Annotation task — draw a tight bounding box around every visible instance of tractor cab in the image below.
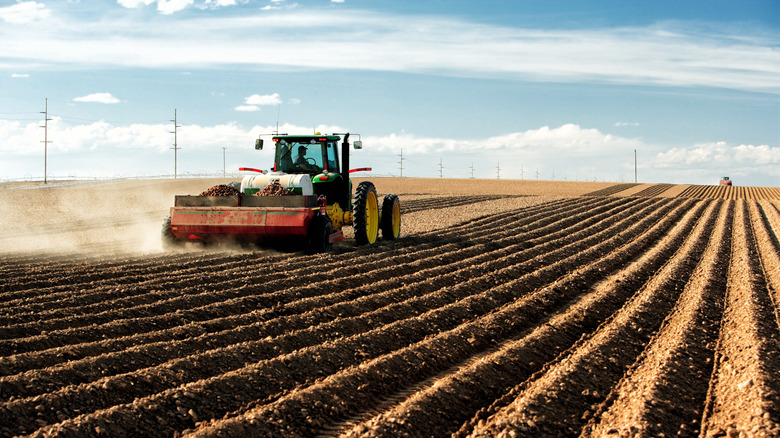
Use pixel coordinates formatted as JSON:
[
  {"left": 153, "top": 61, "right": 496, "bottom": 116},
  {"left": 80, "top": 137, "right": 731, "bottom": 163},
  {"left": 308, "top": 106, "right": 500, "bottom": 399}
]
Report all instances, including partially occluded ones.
[{"left": 272, "top": 136, "right": 341, "bottom": 175}]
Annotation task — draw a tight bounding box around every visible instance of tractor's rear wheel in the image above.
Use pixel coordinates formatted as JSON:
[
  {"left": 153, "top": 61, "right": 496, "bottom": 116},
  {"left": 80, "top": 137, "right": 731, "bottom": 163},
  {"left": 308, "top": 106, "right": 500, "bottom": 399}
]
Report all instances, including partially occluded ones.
[
  {"left": 161, "top": 216, "right": 183, "bottom": 250},
  {"left": 381, "top": 194, "right": 401, "bottom": 240},
  {"left": 308, "top": 215, "right": 334, "bottom": 254},
  {"left": 353, "top": 181, "right": 379, "bottom": 245}
]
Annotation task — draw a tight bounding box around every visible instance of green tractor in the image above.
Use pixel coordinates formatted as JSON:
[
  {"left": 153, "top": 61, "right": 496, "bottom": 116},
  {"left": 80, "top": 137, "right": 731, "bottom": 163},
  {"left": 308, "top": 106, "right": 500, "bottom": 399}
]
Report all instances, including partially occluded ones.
[
  {"left": 167, "top": 133, "right": 400, "bottom": 253},
  {"left": 250, "top": 133, "right": 400, "bottom": 250},
  {"left": 169, "top": 132, "right": 399, "bottom": 254}
]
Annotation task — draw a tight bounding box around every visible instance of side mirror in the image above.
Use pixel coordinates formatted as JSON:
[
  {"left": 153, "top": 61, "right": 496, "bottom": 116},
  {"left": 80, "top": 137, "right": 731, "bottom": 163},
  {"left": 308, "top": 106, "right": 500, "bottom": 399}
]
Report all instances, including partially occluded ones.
[
  {"left": 353, "top": 140, "right": 362, "bottom": 149},
  {"left": 255, "top": 139, "right": 263, "bottom": 150}
]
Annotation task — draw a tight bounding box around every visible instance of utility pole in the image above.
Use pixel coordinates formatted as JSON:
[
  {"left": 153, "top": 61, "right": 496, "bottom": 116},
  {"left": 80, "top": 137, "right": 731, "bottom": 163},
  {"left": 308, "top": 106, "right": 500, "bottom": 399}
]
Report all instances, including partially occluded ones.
[
  {"left": 634, "top": 149, "right": 637, "bottom": 183},
  {"left": 521, "top": 165, "right": 524, "bottom": 180},
  {"left": 223, "top": 147, "right": 227, "bottom": 177},
  {"left": 398, "top": 149, "right": 404, "bottom": 177},
  {"left": 470, "top": 163, "right": 475, "bottom": 179},
  {"left": 438, "top": 158, "right": 444, "bottom": 178},
  {"left": 496, "top": 163, "right": 501, "bottom": 179},
  {"left": 536, "top": 168, "right": 539, "bottom": 180},
  {"left": 40, "top": 98, "right": 52, "bottom": 184},
  {"left": 170, "top": 109, "right": 181, "bottom": 179}
]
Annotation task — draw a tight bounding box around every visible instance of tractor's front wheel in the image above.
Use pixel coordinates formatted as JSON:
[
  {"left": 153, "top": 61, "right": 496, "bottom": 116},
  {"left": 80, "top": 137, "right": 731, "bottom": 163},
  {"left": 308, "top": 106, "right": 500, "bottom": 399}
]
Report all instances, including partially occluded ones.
[
  {"left": 381, "top": 194, "right": 401, "bottom": 240},
  {"left": 353, "top": 181, "right": 379, "bottom": 245}
]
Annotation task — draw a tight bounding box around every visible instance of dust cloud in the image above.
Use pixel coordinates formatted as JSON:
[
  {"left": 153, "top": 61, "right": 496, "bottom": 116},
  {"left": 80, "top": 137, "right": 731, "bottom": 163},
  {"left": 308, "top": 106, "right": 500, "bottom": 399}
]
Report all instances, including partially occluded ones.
[{"left": 0, "top": 178, "right": 237, "bottom": 257}]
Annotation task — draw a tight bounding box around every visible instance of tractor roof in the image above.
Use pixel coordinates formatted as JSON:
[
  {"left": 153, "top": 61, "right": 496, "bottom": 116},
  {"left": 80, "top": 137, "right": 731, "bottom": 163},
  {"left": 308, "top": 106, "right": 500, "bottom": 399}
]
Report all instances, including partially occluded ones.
[{"left": 273, "top": 134, "right": 342, "bottom": 142}]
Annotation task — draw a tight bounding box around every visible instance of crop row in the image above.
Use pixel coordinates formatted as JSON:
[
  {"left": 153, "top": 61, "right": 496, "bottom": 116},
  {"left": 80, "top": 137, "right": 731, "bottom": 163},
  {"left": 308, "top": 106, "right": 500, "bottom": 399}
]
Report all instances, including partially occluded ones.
[
  {"left": 0, "top": 195, "right": 778, "bottom": 437},
  {"left": 677, "top": 184, "right": 780, "bottom": 200}
]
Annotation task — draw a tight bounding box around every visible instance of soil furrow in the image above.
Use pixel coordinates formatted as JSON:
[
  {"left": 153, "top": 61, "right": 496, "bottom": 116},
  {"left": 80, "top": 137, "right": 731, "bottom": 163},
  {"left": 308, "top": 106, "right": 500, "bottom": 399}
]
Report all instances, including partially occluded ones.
[
  {"left": 631, "top": 183, "right": 675, "bottom": 198},
  {"left": 0, "top": 197, "right": 574, "bottom": 314},
  {"left": 20, "top": 199, "right": 687, "bottom": 437},
  {"left": 0, "top": 251, "right": 257, "bottom": 298},
  {"left": 464, "top": 199, "right": 717, "bottom": 437},
  {"left": 749, "top": 201, "right": 780, "bottom": 331},
  {"left": 582, "top": 200, "right": 732, "bottom": 437},
  {"left": 325, "top": 201, "right": 720, "bottom": 438},
  {"left": 582, "top": 184, "right": 640, "bottom": 197},
  {"left": 179, "top": 200, "right": 702, "bottom": 437},
  {"left": 0, "top": 197, "right": 628, "bottom": 393},
  {"left": 700, "top": 201, "right": 780, "bottom": 437},
  {"left": 0, "top": 197, "right": 613, "bottom": 353},
  {"left": 3, "top": 178, "right": 777, "bottom": 438},
  {"left": 1, "top": 197, "right": 659, "bottom": 432},
  {"left": 401, "top": 195, "right": 522, "bottom": 213}
]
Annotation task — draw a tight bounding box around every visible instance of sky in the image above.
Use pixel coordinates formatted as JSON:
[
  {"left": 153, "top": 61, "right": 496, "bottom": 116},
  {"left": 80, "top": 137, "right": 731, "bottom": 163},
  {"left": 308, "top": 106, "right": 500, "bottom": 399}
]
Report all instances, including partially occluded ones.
[{"left": 1, "top": 0, "right": 778, "bottom": 186}]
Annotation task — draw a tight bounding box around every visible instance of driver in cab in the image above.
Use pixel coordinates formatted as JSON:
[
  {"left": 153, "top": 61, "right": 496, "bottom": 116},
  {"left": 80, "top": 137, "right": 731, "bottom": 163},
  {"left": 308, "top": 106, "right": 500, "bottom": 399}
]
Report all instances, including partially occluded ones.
[{"left": 295, "top": 145, "right": 319, "bottom": 172}]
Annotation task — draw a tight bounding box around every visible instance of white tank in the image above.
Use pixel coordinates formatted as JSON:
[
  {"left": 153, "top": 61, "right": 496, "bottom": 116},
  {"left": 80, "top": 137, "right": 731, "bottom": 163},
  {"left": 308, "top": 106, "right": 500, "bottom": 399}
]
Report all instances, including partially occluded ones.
[{"left": 240, "top": 172, "right": 313, "bottom": 196}]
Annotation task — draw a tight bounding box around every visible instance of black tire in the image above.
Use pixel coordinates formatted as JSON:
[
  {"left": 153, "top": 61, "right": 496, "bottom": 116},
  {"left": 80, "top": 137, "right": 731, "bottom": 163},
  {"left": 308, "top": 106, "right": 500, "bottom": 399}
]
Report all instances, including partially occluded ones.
[
  {"left": 381, "top": 194, "right": 401, "bottom": 240},
  {"left": 161, "top": 216, "right": 183, "bottom": 250},
  {"left": 307, "top": 215, "right": 334, "bottom": 254},
  {"left": 353, "top": 181, "right": 379, "bottom": 245}
]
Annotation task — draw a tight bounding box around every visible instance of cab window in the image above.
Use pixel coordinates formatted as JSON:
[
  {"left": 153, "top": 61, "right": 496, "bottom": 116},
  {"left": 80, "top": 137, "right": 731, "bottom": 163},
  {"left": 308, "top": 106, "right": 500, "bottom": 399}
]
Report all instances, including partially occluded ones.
[{"left": 325, "top": 142, "right": 339, "bottom": 172}]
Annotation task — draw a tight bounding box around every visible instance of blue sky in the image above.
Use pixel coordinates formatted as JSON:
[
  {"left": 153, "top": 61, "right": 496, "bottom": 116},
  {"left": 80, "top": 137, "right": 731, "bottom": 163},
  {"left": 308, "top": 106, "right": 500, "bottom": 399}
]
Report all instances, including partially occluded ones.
[{"left": 1, "top": 0, "right": 778, "bottom": 185}]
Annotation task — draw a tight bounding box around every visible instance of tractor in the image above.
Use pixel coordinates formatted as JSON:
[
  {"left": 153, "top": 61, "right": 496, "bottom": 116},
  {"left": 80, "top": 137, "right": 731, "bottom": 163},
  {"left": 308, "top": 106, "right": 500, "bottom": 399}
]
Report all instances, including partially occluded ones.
[{"left": 162, "top": 133, "right": 400, "bottom": 253}]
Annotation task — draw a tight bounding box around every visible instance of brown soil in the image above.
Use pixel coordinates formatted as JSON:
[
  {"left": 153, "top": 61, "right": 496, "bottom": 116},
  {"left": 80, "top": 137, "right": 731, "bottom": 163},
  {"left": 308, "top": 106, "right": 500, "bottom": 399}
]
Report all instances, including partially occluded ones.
[{"left": 0, "top": 178, "right": 778, "bottom": 437}]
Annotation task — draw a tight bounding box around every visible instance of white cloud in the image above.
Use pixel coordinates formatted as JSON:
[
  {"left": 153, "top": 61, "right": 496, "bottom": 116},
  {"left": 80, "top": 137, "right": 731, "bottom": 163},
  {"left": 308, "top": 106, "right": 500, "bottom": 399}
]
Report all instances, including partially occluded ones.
[
  {"left": 0, "top": 1, "right": 50, "bottom": 24},
  {"left": 201, "top": 0, "right": 237, "bottom": 7},
  {"left": 733, "top": 144, "right": 780, "bottom": 163},
  {"left": 235, "top": 93, "right": 285, "bottom": 112},
  {"left": 73, "top": 93, "right": 121, "bottom": 104},
  {"left": 11, "top": 73, "right": 29, "bottom": 78},
  {"left": 2, "top": 11, "right": 776, "bottom": 94},
  {"left": 157, "top": 0, "right": 194, "bottom": 14},
  {"left": 614, "top": 122, "right": 639, "bottom": 127},
  {"left": 365, "top": 124, "right": 642, "bottom": 157},
  {"left": 653, "top": 140, "right": 780, "bottom": 182},
  {"left": 117, "top": 0, "right": 155, "bottom": 8},
  {"left": 0, "top": 118, "right": 255, "bottom": 156},
  {"left": 244, "top": 93, "right": 282, "bottom": 106},
  {"left": 0, "top": 119, "right": 776, "bottom": 185},
  {"left": 118, "top": 0, "right": 244, "bottom": 13}
]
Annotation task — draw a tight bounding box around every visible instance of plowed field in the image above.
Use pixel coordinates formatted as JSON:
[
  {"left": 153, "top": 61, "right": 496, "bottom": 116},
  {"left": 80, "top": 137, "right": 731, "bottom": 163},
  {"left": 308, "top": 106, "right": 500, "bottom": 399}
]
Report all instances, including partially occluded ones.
[{"left": 1, "top": 178, "right": 779, "bottom": 437}]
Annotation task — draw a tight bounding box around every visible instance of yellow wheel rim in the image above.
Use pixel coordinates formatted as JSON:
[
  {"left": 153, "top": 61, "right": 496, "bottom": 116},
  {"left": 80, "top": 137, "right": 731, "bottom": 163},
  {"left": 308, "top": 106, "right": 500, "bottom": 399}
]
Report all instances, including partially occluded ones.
[
  {"left": 366, "top": 191, "right": 379, "bottom": 244},
  {"left": 392, "top": 201, "right": 401, "bottom": 238}
]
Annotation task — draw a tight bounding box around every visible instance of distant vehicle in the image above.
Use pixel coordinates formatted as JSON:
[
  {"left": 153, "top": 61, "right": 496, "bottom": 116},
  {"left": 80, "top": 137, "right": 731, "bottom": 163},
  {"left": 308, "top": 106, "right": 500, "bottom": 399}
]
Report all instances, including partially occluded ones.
[{"left": 719, "top": 177, "right": 732, "bottom": 186}]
